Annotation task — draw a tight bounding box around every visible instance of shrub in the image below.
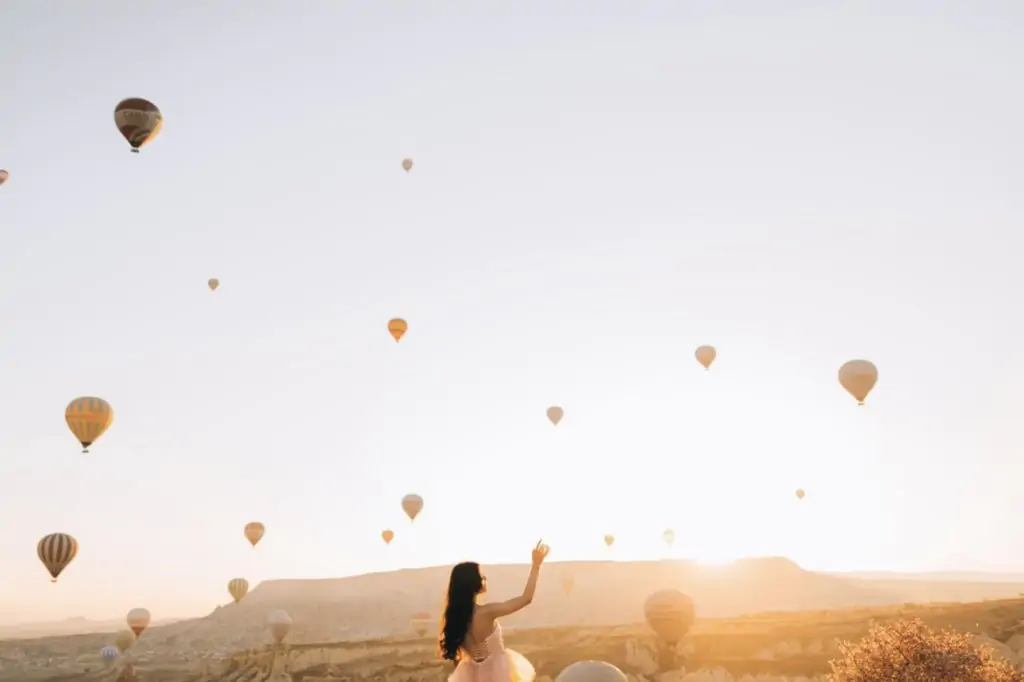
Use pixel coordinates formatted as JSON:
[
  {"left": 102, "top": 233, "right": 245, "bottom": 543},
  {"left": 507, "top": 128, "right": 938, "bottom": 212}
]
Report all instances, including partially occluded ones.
[{"left": 830, "top": 618, "right": 1024, "bottom": 681}]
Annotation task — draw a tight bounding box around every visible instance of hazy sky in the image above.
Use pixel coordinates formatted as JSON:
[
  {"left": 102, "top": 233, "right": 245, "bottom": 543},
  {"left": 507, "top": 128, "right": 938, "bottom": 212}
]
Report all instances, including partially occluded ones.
[{"left": 0, "top": 1, "right": 1022, "bottom": 623}]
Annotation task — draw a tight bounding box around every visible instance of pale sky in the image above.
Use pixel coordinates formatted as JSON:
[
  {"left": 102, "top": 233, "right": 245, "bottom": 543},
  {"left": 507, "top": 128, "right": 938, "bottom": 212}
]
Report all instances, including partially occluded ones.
[{"left": 0, "top": 1, "right": 1022, "bottom": 624}]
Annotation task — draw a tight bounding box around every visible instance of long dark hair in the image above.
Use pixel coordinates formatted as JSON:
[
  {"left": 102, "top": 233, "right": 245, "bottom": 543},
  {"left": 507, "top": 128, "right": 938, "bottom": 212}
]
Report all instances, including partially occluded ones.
[{"left": 439, "top": 562, "right": 484, "bottom": 662}]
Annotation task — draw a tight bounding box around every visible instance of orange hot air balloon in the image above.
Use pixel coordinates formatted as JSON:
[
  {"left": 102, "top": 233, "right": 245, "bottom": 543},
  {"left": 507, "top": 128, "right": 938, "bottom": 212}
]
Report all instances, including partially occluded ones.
[
  {"left": 603, "top": 534, "right": 615, "bottom": 548},
  {"left": 381, "top": 529, "right": 394, "bottom": 545},
  {"left": 244, "top": 522, "right": 265, "bottom": 548},
  {"left": 839, "top": 359, "right": 878, "bottom": 405},
  {"left": 695, "top": 345, "right": 716, "bottom": 370},
  {"left": 388, "top": 318, "right": 408, "bottom": 342},
  {"left": 65, "top": 397, "right": 114, "bottom": 453},
  {"left": 402, "top": 158, "right": 414, "bottom": 172},
  {"left": 402, "top": 494, "right": 423, "bottom": 521},
  {"left": 113, "top": 98, "right": 163, "bottom": 153}
]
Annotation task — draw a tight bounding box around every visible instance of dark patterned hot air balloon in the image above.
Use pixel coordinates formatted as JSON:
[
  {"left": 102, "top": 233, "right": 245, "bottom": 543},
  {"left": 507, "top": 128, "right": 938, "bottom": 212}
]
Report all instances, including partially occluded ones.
[
  {"left": 114, "top": 98, "right": 163, "bottom": 153},
  {"left": 37, "top": 532, "right": 79, "bottom": 582}
]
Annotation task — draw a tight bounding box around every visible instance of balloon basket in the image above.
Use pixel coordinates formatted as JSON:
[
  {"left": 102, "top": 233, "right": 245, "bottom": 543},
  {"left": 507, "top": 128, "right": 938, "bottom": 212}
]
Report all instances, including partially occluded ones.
[{"left": 130, "top": 149, "right": 139, "bottom": 154}]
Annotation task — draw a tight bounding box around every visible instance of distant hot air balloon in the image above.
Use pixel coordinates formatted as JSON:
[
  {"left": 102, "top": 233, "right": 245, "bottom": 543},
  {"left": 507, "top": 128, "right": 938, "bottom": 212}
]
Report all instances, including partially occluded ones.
[
  {"left": 402, "top": 494, "right": 423, "bottom": 521},
  {"left": 796, "top": 488, "right": 805, "bottom": 500},
  {"left": 208, "top": 278, "right": 219, "bottom": 291},
  {"left": 402, "top": 158, "right": 413, "bottom": 172},
  {"left": 547, "top": 406, "right": 564, "bottom": 426},
  {"left": 695, "top": 345, "right": 716, "bottom": 370},
  {"left": 0, "top": 169, "right": 8, "bottom": 187},
  {"left": 662, "top": 529, "right": 675, "bottom": 547},
  {"left": 561, "top": 576, "right": 575, "bottom": 596},
  {"left": 388, "top": 318, "right": 408, "bottom": 342},
  {"left": 244, "top": 522, "right": 265, "bottom": 548},
  {"left": 37, "top": 533, "right": 78, "bottom": 582},
  {"left": 126, "top": 608, "right": 150, "bottom": 637},
  {"left": 228, "top": 578, "right": 249, "bottom": 603},
  {"left": 100, "top": 645, "right": 119, "bottom": 665},
  {"left": 410, "top": 611, "right": 432, "bottom": 637},
  {"left": 114, "top": 629, "right": 136, "bottom": 654},
  {"left": 381, "top": 529, "right": 394, "bottom": 545},
  {"left": 114, "top": 98, "right": 163, "bottom": 153},
  {"left": 267, "top": 609, "right": 292, "bottom": 644},
  {"left": 644, "top": 589, "right": 695, "bottom": 645},
  {"left": 603, "top": 534, "right": 615, "bottom": 548},
  {"left": 65, "top": 397, "right": 114, "bottom": 453},
  {"left": 838, "top": 359, "right": 878, "bottom": 405},
  {"left": 556, "top": 661, "right": 627, "bottom": 682}
]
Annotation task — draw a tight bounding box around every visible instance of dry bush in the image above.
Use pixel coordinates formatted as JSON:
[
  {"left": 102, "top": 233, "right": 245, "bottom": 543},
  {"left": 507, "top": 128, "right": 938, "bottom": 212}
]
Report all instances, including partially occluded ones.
[{"left": 830, "top": 617, "right": 1024, "bottom": 682}]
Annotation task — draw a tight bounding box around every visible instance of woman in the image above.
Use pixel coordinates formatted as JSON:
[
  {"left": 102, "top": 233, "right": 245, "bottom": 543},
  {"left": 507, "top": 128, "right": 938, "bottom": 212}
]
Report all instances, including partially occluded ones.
[{"left": 440, "top": 540, "right": 549, "bottom": 682}]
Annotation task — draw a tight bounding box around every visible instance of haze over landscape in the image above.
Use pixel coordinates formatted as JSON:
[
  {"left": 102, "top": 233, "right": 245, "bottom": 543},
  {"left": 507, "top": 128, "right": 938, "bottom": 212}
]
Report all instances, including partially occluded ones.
[{"left": 1, "top": 1, "right": 1023, "bottom": 680}]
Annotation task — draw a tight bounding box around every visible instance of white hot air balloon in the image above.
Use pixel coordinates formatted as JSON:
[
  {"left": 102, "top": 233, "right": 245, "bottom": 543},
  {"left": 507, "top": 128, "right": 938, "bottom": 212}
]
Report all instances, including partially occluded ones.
[
  {"left": 556, "top": 661, "right": 628, "bottom": 682},
  {"left": 838, "top": 359, "right": 878, "bottom": 405},
  {"left": 267, "top": 609, "right": 293, "bottom": 644},
  {"left": 126, "top": 608, "right": 151, "bottom": 637}
]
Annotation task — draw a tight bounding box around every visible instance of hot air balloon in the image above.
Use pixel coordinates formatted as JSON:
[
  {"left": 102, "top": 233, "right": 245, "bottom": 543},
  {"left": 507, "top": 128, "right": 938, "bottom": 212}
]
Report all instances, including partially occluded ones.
[
  {"left": 603, "top": 534, "right": 615, "bottom": 548},
  {"left": 796, "top": 488, "right": 805, "bottom": 500},
  {"left": 267, "top": 609, "right": 292, "bottom": 644},
  {"left": 556, "top": 661, "right": 627, "bottom": 682},
  {"left": 560, "top": 576, "right": 575, "bottom": 596},
  {"left": 662, "top": 529, "right": 675, "bottom": 547},
  {"left": 228, "top": 578, "right": 249, "bottom": 603},
  {"left": 65, "top": 397, "right": 114, "bottom": 453},
  {"left": 114, "top": 98, "right": 163, "bottom": 153},
  {"left": 37, "top": 533, "right": 78, "bottom": 582},
  {"left": 114, "top": 629, "right": 136, "bottom": 654},
  {"left": 402, "top": 494, "right": 424, "bottom": 521},
  {"left": 695, "top": 345, "right": 716, "bottom": 370},
  {"left": 388, "top": 318, "right": 408, "bottom": 342},
  {"left": 547, "top": 406, "right": 564, "bottom": 426},
  {"left": 0, "top": 170, "right": 8, "bottom": 187},
  {"left": 381, "top": 529, "right": 394, "bottom": 545},
  {"left": 208, "top": 278, "right": 219, "bottom": 291},
  {"left": 644, "top": 589, "right": 695, "bottom": 645},
  {"left": 410, "top": 611, "right": 432, "bottom": 637},
  {"left": 100, "top": 645, "right": 119, "bottom": 665},
  {"left": 402, "top": 158, "right": 413, "bottom": 172},
  {"left": 838, "top": 359, "right": 878, "bottom": 405},
  {"left": 244, "top": 522, "right": 265, "bottom": 548},
  {"left": 126, "top": 608, "right": 151, "bottom": 637}
]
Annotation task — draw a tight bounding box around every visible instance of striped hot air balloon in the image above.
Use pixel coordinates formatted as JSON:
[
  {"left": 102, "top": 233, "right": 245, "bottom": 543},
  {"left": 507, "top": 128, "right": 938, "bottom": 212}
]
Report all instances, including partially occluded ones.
[
  {"left": 65, "top": 397, "right": 114, "bottom": 453},
  {"left": 37, "top": 533, "right": 78, "bottom": 582},
  {"left": 388, "top": 318, "right": 408, "bottom": 342},
  {"left": 100, "top": 645, "right": 119, "bottom": 664},
  {"left": 114, "top": 98, "right": 163, "bottom": 153},
  {"left": 228, "top": 578, "right": 249, "bottom": 603}
]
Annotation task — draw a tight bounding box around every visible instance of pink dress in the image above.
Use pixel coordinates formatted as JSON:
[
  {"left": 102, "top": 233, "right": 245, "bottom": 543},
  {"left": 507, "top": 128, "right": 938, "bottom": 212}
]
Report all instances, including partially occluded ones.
[{"left": 449, "top": 621, "right": 536, "bottom": 682}]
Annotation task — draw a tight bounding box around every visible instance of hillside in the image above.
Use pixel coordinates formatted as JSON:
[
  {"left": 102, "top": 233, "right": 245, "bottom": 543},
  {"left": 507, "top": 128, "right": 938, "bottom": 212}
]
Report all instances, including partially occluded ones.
[{"left": 5, "top": 558, "right": 1024, "bottom": 679}]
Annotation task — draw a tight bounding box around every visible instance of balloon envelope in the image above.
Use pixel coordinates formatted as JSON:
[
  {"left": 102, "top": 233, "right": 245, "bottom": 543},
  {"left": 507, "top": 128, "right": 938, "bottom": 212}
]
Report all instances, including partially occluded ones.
[
  {"left": 114, "top": 629, "right": 136, "bottom": 653},
  {"left": 37, "top": 532, "right": 78, "bottom": 582},
  {"left": 244, "top": 522, "right": 265, "bottom": 547},
  {"left": 267, "top": 609, "right": 292, "bottom": 643},
  {"left": 208, "top": 278, "right": 219, "bottom": 291},
  {"left": 547, "top": 406, "right": 564, "bottom": 425},
  {"left": 0, "top": 169, "right": 8, "bottom": 186},
  {"left": 662, "top": 529, "right": 675, "bottom": 546},
  {"left": 695, "top": 345, "right": 716, "bottom": 369},
  {"left": 65, "top": 397, "right": 114, "bottom": 452},
  {"left": 388, "top": 318, "right": 408, "bottom": 342},
  {"left": 114, "top": 98, "right": 163, "bottom": 153},
  {"left": 603, "top": 534, "right": 615, "bottom": 547},
  {"left": 556, "top": 661, "right": 628, "bottom": 682},
  {"left": 644, "top": 589, "right": 695, "bottom": 645},
  {"left": 402, "top": 494, "right": 424, "bottom": 521},
  {"left": 381, "top": 529, "right": 394, "bottom": 545},
  {"left": 838, "top": 359, "right": 878, "bottom": 405},
  {"left": 228, "top": 578, "right": 249, "bottom": 603},
  {"left": 402, "top": 158, "right": 413, "bottom": 171},
  {"left": 126, "top": 608, "right": 151, "bottom": 636},
  {"left": 796, "top": 488, "right": 805, "bottom": 500}
]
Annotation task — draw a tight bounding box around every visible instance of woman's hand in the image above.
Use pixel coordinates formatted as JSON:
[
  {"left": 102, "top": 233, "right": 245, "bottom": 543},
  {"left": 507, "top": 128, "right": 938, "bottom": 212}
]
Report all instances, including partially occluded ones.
[{"left": 532, "top": 539, "right": 549, "bottom": 566}]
